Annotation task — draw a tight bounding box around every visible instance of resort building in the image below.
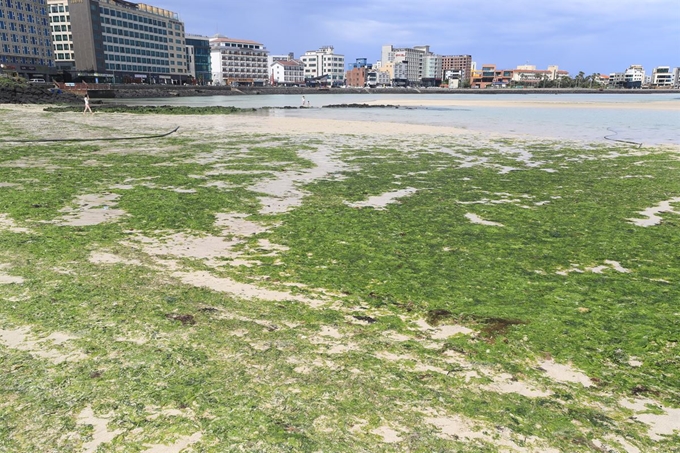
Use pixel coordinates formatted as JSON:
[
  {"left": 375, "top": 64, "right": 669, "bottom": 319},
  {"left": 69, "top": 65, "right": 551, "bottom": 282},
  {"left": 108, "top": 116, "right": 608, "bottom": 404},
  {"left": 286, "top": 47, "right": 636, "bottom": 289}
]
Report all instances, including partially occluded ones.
[
  {"left": 610, "top": 65, "right": 645, "bottom": 89},
  {"left": 510, "top": 65, "right": 568, "bottom": 86},
  {"left": 270, "top": 59, "right": 304, "bottom": 86},
  {"left": 651, "top": 66, "right": 673, "bottom": 87},
  {"left": 300, "top": 45, "right": 345, "bottom": 86},
  {"left": 0, "top": 0, "right": 55, "bottom": 79},
  {"left": 185, "top": 34, "right": 211, "bottom": 84},
  {"left": 48, "top": 0, "right": 188, "bottom": 84},
  {"left": 441, "top": 55, "right": 471, "bottom": 83},
  {"left": 209, "top": 35, "right": 268, "bottom": 86},
  {"left": 469, "top": 64, "right": 512, "bottom": 88}
]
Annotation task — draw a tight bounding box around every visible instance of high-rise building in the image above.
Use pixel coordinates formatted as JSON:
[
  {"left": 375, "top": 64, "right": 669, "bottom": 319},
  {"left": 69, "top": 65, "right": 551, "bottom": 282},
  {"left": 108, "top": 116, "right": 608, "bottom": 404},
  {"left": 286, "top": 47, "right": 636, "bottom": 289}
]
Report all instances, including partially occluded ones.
[
  {"left": 210, "top": 35, "right": 268, "bottom": 86},
  {"left": 300, "top": 46, "right": 344, "bottom": 85},
  {"left": 47, "top": 0, "right": 72, "bottom": 70},
  {"left": 0, "top": 0, "right": 54, "bottom": 79},
  {"left": 381, "top": 44, "right": 441, "bottom": 86},
  {"left": 55, "top": 0, "right": 187, "bottom": 84},
  {"left": 442, "top": 55, "right": 471, "bottom": 83},
  {"left": 185, "top": 34, "right": 210, "bottom": 84}
]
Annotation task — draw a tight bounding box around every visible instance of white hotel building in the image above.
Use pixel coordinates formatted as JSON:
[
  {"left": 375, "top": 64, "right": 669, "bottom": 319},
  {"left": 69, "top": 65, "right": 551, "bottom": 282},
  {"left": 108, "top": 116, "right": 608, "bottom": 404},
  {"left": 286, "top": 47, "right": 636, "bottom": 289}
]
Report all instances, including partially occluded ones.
[
  {"left": 300, "top": 45, "right": 344, "bottom": 85},
  {"left": 210, "top": 35, "right": 268, "bottom": 86}
]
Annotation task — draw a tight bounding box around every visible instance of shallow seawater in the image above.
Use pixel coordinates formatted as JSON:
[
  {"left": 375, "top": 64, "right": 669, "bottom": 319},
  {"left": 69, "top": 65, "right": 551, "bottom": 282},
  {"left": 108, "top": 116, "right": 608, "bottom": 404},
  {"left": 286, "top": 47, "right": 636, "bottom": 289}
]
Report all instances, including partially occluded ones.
[{"left": 108, "top": 92, "right": 680, "bottom": 146}]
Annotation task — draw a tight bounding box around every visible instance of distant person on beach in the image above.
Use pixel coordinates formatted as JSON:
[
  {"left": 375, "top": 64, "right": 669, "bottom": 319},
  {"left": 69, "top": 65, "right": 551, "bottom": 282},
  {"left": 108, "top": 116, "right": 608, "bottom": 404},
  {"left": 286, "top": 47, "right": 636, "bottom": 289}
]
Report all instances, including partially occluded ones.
[
  {"left": 83, "top": 94, "right": 93, "bottom": 114},
  {"left": 301, "top": 95, "right": 306, "bottom": 107}
]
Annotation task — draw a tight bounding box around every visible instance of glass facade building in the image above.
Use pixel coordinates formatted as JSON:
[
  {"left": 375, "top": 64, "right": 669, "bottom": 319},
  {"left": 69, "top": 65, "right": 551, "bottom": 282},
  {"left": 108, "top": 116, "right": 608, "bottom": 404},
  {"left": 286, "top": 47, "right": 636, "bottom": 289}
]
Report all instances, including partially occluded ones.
[
  {"left": 51, "top": 0, "right": 187, "bottom": 84},
  {"left": 185, "top": 34, "right": 210, "bottom": 84}
]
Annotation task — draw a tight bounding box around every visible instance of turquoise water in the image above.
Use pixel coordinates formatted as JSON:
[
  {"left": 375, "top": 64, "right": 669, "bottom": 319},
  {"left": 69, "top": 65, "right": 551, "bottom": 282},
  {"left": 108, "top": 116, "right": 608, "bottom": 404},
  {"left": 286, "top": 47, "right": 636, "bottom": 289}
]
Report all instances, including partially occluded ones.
[{"left": 112, "top": 93, "right": 680, "bottom": 145}]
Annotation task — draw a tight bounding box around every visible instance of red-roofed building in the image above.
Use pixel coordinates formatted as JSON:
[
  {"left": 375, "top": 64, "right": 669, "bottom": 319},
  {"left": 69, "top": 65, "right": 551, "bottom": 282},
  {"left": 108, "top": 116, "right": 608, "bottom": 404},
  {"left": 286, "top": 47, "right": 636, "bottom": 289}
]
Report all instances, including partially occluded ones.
[{"left": 270, "top": 59, "right": 304, "bottom": 85}]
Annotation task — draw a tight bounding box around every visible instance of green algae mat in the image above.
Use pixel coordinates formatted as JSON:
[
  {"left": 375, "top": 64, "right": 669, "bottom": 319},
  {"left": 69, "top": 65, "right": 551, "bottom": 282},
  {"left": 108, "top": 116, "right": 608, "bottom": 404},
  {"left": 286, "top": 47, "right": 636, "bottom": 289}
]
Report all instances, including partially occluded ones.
[{"left": 0, "top": 107, "right": 679, "bottom": 452}]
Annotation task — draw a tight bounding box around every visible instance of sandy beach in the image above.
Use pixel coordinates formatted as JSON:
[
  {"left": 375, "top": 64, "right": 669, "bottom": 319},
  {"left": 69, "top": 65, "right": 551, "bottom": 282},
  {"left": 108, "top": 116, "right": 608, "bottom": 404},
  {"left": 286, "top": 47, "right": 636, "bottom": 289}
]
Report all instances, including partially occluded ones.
[
  {"left": 1, "top": 102, "right": 679, "bottom": 451},
  {"left": 364, "top": 96, "right": 680, "bottom": 110}
]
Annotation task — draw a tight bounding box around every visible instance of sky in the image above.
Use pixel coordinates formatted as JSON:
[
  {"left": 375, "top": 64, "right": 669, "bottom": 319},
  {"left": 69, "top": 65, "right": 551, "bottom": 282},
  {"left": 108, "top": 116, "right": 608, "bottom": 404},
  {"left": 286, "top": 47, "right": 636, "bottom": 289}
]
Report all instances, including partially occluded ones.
[{"left": 160, "top": 0, "right": 679, "bottom": 76}]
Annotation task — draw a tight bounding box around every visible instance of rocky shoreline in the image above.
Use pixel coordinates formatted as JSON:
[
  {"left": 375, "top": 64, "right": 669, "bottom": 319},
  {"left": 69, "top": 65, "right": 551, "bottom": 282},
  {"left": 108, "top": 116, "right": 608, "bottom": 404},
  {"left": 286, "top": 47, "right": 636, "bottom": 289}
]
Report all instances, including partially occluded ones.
[
  {"left": 2, "top": 82, "right": 678, "bottom": 104},
  {"left": 0, "top": 83, "right": 82, "bottom": 104}
]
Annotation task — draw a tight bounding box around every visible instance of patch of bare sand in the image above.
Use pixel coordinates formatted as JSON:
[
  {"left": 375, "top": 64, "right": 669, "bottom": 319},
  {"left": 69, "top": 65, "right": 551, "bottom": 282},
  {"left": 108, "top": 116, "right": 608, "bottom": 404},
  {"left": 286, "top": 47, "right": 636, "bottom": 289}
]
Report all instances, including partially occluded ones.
[
  {"left": 345, "top": 187, "right": 417, "bottom": 209},
  {"left": 251, "top": 145, "right": 349, "bottom": 214},
  {"left": 88, "top": 251, "right": 142, "bottom": 266},
  {"left": 0, "top": 325, "right": 84, "bottom": 364},
  {"left": 537, "top": 359, "right": 593, "bottom": 387},
  {"left": 58, "top": 193, "right": 126, "bottom": 226},
  {"left": 627, "top": 197, "right": 680, "bottom": 227},
  {"left": 481, "top": 372, "right": 552, "bottom": 398},
  {"left": 214, "top": 212, "right": 270, "bottom": 237},
  {"left": 0, "top": 263, "right": 24, "bottom": 284},
  {"left": 142, "top": 432, "right": 202, "bottom": 453},
  {"left": 370, "top": 425, "right": 403, "bottom": 443},
  {"left": 620, "top": 397, "right": 680, "bottom": 441},
  {"left": 412, "top": 318, "right": 475, "bottom": 339},
  {"left": 77, "top": 406, "right": 122, "bottom": 453},
  {"left": 424, "top": 410, "right": 561, "bottom": 452},
  {"left": 556, "top": 260, "right": 631, "bottom": 276},
  {"left": 0, "top": 214, "right": 30, "bottom": 233},
  {"left": 465, "top": 212, "right": 504, "bottom": 227},
  {"left": 172, "top": 270, "right": 325, "bottom": 308}
]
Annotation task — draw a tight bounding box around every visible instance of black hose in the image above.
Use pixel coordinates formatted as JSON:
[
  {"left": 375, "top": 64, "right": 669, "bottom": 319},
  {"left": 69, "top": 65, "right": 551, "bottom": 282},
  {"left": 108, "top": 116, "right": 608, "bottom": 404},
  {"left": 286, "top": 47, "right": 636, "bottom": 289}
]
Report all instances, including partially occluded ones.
[
  {"left": 0, "top": 126, "right": 179, "bottom": 143},
  {"left": 604, "top": 127, "right": 642, "bottom": 148}
]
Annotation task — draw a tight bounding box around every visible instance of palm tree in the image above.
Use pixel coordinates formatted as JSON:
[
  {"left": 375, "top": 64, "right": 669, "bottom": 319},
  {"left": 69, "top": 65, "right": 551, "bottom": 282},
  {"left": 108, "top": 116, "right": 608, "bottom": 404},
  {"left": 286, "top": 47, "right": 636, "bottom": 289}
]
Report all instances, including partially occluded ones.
[{"left": 589, "top": 73, "right": 600, "bottom": 89}]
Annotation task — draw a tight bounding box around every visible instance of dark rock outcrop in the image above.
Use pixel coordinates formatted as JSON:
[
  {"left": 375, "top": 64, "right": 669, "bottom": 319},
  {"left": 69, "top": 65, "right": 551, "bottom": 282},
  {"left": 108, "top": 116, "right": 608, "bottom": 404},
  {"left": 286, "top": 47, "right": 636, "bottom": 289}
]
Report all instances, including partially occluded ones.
[{"left": 0, "top": 84, "right": 82, "bottom": 104}]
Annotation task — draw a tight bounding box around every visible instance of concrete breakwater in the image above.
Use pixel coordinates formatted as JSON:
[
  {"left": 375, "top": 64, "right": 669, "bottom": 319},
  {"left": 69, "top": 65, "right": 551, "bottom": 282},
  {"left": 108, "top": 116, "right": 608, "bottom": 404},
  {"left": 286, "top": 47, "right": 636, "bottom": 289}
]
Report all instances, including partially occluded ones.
[{"left": 90, "top": 85, "right": 680, "bottom": 99}]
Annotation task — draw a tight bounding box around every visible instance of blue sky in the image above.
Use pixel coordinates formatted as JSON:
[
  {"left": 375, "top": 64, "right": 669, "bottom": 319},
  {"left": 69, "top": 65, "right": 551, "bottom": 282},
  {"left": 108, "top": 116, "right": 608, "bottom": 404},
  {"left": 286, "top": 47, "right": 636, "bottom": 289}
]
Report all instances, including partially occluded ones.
[{"left": 161, "top": 0, "right": 679, "bottom": 76}]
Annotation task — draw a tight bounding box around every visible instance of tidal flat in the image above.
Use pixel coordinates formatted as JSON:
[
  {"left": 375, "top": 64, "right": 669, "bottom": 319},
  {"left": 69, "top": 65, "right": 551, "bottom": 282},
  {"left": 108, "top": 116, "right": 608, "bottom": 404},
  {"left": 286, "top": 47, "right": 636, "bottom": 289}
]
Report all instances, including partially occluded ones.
[{"left": 0, "top": 104, "right": 679, "bottom": 452}]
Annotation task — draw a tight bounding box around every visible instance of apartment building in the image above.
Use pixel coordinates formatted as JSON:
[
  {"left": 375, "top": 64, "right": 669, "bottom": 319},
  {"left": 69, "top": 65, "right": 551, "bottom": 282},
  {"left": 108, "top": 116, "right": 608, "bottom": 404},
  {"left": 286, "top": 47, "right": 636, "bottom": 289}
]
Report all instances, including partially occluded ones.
[
  {"left": 381, "top": 44, "right": 442, "bottom": 86},
  {"left": 421, "top": 53, "right": 442, "bottom": 87},
  {"left": 442, "top": 55, "right": 471, "bottom": 83},
  {"left": 47, "top": 0, "right": 72, "bottom": 70},
  {"left": 210, "top": 35, "right": 268, "bottom": 86},
  {"left": 185, "top": 34, "right": 210, "bottom": 84},
  {"left": 511, "top": 65, "right": 568, "bottom": 86},
  {"left": 0, "top": 0, "right": 54, "bottom": 79},
  {"left": 50, "top": 0, "right": 187, "bottom": 84},
  {"left": 469, "top": 64, "right": 513, "bottom": 88},
  {"left": 610, "top": 64, "right": 645, "bottom": 88},
  {"left": 345, "top": 57, "right": 371, "bottom": 87},
  {"left": 366, "top": 69, "right": 390, "bottom": 88},
  {"left": 300, "top": 45, "right": 344, "bottom": 85},
  {"left": 270, "top": 59, "right": 303, "bottom": 85},
  {"left": 345, "top": 65, "right": 367, "bottom": 87},
  {"left": 651, "top": 66, "right": 673, "bottom": 87}
]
